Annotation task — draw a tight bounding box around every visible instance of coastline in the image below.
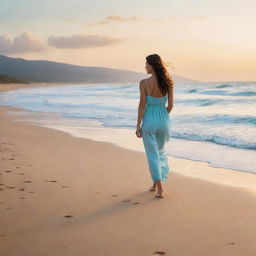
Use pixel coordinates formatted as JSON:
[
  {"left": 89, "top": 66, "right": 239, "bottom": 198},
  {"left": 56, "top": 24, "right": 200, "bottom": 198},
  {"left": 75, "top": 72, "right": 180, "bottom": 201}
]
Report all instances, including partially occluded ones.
[{"left": 1, "top": 82, "right": 256, "bottom": 255}]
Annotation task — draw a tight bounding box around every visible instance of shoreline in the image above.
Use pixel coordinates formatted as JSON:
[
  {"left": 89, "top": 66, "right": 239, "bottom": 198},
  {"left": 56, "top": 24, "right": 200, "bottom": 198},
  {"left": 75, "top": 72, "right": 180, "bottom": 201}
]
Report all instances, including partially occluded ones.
[
  {"left": 1, "top": 83, "right": 256, "bottom": 255},
  {"left": 2, "top": 103, "right": 256, "bottom": 193},
  {"left": 1, "top": 83, "right": 256, "bottom": 192},
  {"left": 1, "top": 82, "right": 255, "bottom": 175}
]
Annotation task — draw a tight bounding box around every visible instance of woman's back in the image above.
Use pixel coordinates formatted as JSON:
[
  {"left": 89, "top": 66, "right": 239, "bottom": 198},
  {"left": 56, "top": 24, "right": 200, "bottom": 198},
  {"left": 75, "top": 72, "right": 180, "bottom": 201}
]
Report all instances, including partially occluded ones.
[
  {"left": 145, "top": 78, "right": 167, "bottom": 98},
  {"left": 144, "top": 79, "right": 168, "bottom": 110},
  {"left": 142, "top": 78, "right": 170, "bottom": 133}
]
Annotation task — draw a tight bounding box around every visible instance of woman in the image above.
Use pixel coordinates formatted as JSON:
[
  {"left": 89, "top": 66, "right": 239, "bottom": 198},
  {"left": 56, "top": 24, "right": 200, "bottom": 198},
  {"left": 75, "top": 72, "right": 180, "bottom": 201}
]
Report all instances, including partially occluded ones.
[{"left": 135, "top": 54, "right": 174, "bottom": 199}]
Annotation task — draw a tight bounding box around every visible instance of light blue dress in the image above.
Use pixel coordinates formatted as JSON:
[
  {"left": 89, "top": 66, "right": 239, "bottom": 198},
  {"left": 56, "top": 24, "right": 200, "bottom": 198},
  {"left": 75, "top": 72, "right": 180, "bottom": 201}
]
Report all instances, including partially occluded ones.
[{"left": 141, "top": 79, "right": 172, "bottom": 183}]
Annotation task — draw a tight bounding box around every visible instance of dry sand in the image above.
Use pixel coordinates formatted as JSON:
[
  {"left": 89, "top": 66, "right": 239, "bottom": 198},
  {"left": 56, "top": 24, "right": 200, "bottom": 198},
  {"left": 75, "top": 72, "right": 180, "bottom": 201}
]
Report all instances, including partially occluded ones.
[{"left": 1, "top": 83, "right": 256, "bottom": 256}]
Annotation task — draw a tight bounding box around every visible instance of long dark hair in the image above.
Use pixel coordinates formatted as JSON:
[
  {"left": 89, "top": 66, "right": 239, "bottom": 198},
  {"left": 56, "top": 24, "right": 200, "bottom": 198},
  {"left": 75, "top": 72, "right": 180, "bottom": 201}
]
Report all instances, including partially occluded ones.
[{"left": 146, "top": 54, "right": 174, "bottom": 95}]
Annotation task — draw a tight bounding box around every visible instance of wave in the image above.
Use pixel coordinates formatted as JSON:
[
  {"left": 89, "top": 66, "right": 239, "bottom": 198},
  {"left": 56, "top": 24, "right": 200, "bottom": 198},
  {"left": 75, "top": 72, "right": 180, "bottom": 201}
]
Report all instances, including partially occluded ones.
[
  {"left": 170, "top": 132, "right": 256, "bottom": 150},
  {"left": 230, "top": 91, "right": 256, "bottom": 96},
  {"left": 199, "top": 101, "right": 217, "bottom": 106},
  {"left": 1, "top": 81, "right": 255, "bottom": 153},
  {"left": 73, "top": 84, "right": 135, "bottom": 92},
  {"left": 215, "top": 84, "right": 232, "bottom": 88},
  {"left": 62, "top": 116, "right": 255, "bottom": 150},
  {"left": 202, "top": 114, "right": 256, "bottom": 125},
  {"left": 186, "top": 88, "right": 199, "bottom": 93},
  {"left": 199, "top": 90, "right": 256, "bottom": 97},
  {"left": 42, "top": 101, "right": 132, "bottom": 113},
  {"left": 177, "top": 114, "right": 256, "bottom": 126},
  {"left": 199, "top": 90, "right": 229, "bottom": 96},
  {"left": 176, "top": 98, "right": 224, "bottom": 106},
  {"left": 219, "top": 115, "right": 256, "bottom": 125},
  {"left": 215, "top": 83, "right": 233, "bottom": 88}
]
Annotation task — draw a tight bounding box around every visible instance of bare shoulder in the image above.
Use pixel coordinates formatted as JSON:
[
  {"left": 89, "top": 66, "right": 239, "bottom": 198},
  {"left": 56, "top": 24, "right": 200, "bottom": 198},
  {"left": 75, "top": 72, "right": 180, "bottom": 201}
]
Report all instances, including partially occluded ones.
[
  {"left": 139, "top": 79, "right": 146, "bottom": 84},
  {"left": 139, "top": 79, "right": 146, "bottom": 88},
  {"left": 140, "top": 78, "right": 150, "bottom": 85}
]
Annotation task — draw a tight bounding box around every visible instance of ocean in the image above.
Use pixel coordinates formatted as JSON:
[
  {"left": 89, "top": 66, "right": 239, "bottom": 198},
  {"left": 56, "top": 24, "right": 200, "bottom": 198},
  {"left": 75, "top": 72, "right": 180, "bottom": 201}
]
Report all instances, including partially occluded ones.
[{"left": 0, "top": 80, "right": 255, "bottom": 174}]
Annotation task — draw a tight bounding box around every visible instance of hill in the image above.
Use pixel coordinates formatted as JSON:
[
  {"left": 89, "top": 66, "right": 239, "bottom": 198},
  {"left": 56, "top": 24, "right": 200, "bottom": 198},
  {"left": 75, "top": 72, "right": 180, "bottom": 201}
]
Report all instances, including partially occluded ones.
[
  {"left": 0, "top": 55, "right": 197, "bottom": 84},
  {"left": 0, "top": 73, "right": 29, "bottom": 84}
]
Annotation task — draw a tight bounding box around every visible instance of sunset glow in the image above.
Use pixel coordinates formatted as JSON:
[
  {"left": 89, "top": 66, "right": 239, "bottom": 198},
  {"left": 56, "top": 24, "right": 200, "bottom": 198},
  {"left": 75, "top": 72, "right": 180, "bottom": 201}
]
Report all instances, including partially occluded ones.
[{"left": 1, "top": 0, "right": 255, "bottom": 81}]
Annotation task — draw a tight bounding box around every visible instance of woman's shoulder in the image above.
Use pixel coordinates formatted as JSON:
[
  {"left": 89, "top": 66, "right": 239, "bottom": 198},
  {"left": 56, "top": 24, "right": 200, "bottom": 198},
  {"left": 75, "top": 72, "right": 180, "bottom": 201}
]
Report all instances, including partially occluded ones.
[
  {"left": 140, "top": 78, "right": 148, "bottom": 83},
  {"left": 139, "top": 78, "right": 148, "bottom": 88},
  {"left": 140, "top": 78, "right": 150, "bottom": 86}
]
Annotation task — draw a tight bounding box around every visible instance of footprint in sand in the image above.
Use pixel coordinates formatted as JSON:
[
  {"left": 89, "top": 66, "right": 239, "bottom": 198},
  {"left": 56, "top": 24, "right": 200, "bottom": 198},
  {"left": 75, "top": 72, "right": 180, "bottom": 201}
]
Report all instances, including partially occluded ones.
[
  {"left": 6, "top": 186, "right": 15, "bottom": 189},
  {"left": 0, "top": 148, "right": 9, "bottom": 152},
  {"left": 0, "top": 234, "right": 7, "bottom": 237},
  {"left": 20, "top": 197, "right": 26, "bottom": 199},
  {"left": 23, "top": 180, "right": 32, "bottom": 183},
  {"left": 153, "top": 251, "right": 166, "bottom": 255},
  {"left": 0, "top": 188, "right": 4, "bottom": 191},
  {"left": 6, "top": 207, "right": 12, "bottom": 210},
  {"left": 64, "top": 215, "right": 73, "bottom": 218},
  {"left": 0, "top": 184, "right": 4, "bottom": 186},
  {"left": 228, "top": 242, "right": 236, "bottom": 245},
  {"left": 0, "top": 202, "right": 4, "bottom": 204},
  {"left": 45, "top": 180, "right": 57, "bottom": 182},
  {"left": 132, "top": 202, "right": 141, "bottom": 205},
  {"left": 29, "top": 191, "right": 34, "bottom": 193},
  {"left": 15, "top": 166, "right": 20, "bottom": 169},
  {"left": 121, "top": 199, "right": 131, "bottom": 202},
  {"left": 111, "top": 194, "right": 118, "bottom": 197},
  {"left": 6, "top": 171, "right": 12, "bottom": 173},
  {"left": 19, "top": 187, "right": 25, "bottom": 191},
  {"left": 61, "top": 185, "right": 69, "bottom": 188},
  {"left": 7, "top": 158, "right": 15, "bottom": 160}
]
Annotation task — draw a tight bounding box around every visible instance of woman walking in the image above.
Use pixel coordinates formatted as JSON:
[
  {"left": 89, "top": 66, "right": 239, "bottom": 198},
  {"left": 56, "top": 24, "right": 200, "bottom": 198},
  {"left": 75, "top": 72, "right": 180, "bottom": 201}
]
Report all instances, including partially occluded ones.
[{"left": 135, "top": 54, "right": 174, "bottom": 199}]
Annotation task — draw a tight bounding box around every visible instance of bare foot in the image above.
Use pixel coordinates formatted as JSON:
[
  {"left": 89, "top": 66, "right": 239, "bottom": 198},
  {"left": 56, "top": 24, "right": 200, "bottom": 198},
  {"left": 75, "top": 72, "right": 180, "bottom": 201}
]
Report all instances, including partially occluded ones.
[
  {"left": 155, "top": 189, "right": 164, "bottom": 198},
  {"left": 149, "top": 182, "right": 157, "bottom": 191}
]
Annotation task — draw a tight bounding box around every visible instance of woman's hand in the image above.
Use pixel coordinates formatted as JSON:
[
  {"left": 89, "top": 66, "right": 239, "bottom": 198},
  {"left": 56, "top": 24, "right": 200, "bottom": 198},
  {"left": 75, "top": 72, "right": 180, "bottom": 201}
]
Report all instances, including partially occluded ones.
[
  {"left": 166, "top": 107, "right": 171, "bottom": 114},
  {"left": 135, "top": 127, "right": 143, "bottom": 138}
]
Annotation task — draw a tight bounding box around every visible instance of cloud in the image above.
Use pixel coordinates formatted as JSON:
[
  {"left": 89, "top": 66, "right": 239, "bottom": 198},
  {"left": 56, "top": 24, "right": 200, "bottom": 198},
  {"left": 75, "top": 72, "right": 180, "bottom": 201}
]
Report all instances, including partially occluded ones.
[
  {"left": 85, "top": 15, "right": 142, "bottom": 26},
  {"left": 48, "top": 34, "right": 124, "bottom": 48},
  {"left": 0, "top": 32, "right": 46, "bottom": 54}
]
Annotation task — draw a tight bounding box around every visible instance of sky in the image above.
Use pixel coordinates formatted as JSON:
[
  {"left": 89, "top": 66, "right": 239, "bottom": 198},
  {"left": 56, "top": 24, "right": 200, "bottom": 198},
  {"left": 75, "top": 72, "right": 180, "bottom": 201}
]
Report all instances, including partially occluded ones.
[{"left": 1, "top": 0, "right": 256, "bottom": 82}]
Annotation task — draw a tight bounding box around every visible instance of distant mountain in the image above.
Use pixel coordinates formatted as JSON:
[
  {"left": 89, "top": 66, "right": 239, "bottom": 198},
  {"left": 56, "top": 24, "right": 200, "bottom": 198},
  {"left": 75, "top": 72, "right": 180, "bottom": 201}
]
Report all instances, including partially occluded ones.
[
  {"left": 0, "top": 74, "right": 29, "bottom": 84},
  {"left": 0, "top": 55, "right": 197, "bottom": 84}
]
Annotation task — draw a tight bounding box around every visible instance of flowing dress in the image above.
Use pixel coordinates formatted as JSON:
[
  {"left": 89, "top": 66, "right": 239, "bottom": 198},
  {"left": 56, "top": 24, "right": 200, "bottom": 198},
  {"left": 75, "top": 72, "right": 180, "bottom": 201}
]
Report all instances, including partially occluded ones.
[{"left": 141, "top": 79, "right": 172, "bottom": 182}]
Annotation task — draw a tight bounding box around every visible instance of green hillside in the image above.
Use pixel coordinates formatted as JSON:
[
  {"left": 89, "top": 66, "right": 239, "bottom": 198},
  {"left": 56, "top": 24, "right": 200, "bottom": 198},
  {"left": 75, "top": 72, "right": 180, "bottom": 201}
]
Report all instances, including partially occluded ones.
[{"left": 0, "top": 74, "right": 29, "bottom": 84}]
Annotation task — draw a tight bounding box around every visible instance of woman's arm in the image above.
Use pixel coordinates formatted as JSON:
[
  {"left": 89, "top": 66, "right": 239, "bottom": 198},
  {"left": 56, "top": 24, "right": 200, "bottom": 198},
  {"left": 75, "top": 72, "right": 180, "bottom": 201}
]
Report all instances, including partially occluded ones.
[
  {"left": 167, "top": 85, "right": 174, "bottom": 113},
  {"left": 136, "top": 80, "right": 146, "bottom": 128}
]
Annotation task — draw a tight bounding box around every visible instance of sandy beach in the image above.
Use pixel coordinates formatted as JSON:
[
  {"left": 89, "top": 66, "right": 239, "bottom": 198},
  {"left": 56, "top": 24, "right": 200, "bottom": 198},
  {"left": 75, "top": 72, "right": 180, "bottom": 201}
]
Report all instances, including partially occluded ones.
[{"left": 1, "top": 83, "right": 256, "bottom": 256}]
